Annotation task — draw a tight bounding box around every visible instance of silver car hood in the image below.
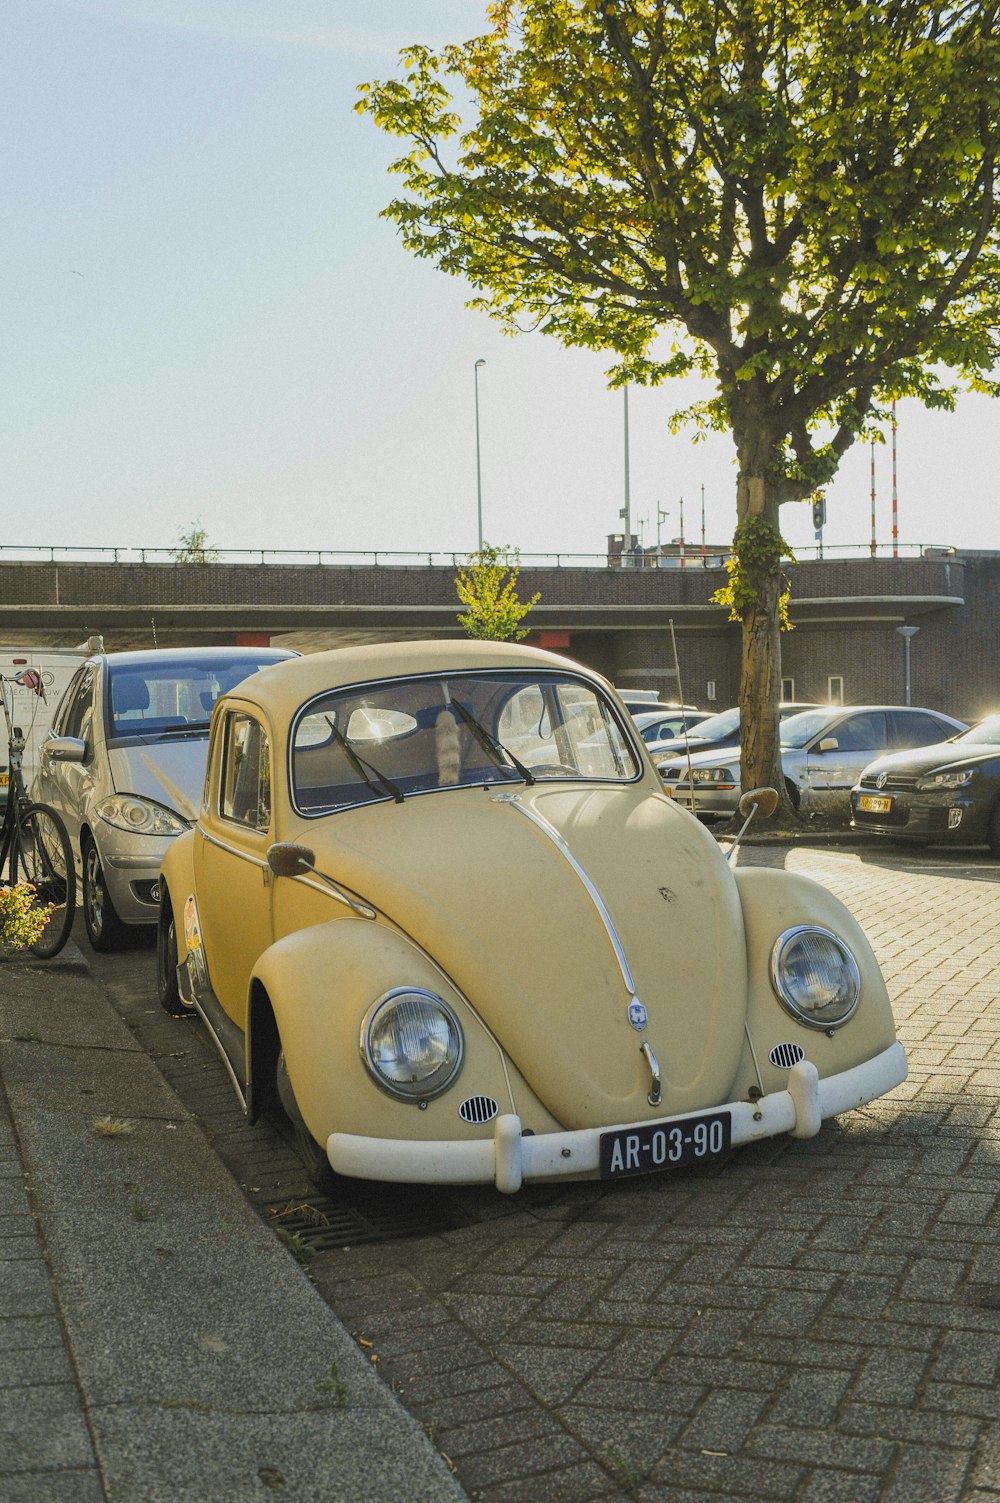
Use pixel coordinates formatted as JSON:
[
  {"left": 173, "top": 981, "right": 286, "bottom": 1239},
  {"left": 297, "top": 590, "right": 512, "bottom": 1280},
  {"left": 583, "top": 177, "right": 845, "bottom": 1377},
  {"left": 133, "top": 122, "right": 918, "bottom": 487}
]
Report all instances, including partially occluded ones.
[
  {"left": 107, "top": 738, "right": 208, "bottom": 821},
  {"left": 659, "top": 744, "right": 742, "bottom": 770}
]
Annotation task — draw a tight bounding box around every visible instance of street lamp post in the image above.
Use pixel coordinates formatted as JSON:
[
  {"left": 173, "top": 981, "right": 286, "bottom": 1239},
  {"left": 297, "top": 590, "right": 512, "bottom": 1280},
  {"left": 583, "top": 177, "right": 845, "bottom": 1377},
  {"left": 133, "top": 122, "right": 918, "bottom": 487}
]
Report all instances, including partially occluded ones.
[
  {"left": 474, "top": 359, "right": 486, "bottom": 553},
  {"left": 897, "top": 625, "right": 919, "bottom": 705}
]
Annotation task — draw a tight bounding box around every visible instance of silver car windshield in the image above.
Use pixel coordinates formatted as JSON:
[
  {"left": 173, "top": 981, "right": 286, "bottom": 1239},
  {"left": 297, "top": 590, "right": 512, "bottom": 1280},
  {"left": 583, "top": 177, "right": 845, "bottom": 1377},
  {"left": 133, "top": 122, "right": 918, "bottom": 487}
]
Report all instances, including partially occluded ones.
[
  {"left": 952, "top": 714, "right": 1000, "bottom": 747},
  {"left": 108, "top": 651, "right": 289, "bottom": 741},
  {"left": 683, "top": 706, "right": 740, "bottom": 740},
  {"left": 780, "top": 710, "right": 835, "bottom": 749},
  {"left": 292, "top": 670, "right": 640, "bottom": 813}
]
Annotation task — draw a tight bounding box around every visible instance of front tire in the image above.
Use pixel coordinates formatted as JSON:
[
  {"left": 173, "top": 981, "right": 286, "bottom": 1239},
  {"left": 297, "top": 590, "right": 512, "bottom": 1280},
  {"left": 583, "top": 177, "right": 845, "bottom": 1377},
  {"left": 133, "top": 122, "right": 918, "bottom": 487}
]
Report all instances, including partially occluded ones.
[
  {"left": 82, "top": 836, "right": 130, "bottom": 952},
  {"left": 276, "top": 1049, "right": 337, "bottom": 1193},
  {"left": 156, "top": 893, "right": 188, "bottom": 1016},
  {"left": 17, "top": 804, "right": 76, "bottom": 959}
]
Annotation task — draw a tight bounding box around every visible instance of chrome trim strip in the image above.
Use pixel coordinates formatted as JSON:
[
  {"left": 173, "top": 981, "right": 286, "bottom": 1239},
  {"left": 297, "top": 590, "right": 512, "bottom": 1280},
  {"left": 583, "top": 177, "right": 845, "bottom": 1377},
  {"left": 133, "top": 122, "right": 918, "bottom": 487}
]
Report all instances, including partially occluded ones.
[
  {"left": 179, "top": 957, "right": 248, "bottom": 1112},
  {"left": 196, "top": 825, "right": 270, "bottom": 867},
  {"left": 493, "top": 793, "right": 639, "bottom": 1000}
]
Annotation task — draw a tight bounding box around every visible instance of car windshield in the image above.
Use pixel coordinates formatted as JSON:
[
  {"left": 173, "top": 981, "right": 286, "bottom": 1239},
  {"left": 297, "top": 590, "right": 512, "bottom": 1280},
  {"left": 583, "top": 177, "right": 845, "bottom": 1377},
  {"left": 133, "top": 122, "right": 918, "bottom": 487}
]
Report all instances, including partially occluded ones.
[
  {"left": 951, "top": 714, "right": 1000, "bottom": 747},
  {"left": 109, "top": 652, "right": 288, "bottom": 740},
  {"left": 683, "top": 706, "right": 740, "bottom": 740},
  {"left": 780, "top": 710, "right": 836, "bottom": 748},
  {"left": 292, "top": 670, "right": 640, "bottom": 813}
]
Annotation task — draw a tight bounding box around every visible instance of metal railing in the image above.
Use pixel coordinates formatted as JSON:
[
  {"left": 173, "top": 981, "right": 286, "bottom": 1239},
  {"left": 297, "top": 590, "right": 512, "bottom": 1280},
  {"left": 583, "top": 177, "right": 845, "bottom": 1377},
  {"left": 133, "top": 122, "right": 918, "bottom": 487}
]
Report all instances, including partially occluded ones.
[{"left": 0, "top": 542, "right": 960, "bottom": 568}]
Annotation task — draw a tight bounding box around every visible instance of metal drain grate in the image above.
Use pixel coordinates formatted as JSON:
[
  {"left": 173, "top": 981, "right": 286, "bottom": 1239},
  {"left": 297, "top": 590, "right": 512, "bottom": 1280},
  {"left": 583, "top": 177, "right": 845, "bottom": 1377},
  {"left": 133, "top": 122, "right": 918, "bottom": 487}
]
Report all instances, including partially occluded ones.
[{"left": 266, "top": 1186, "right": 477, "bottom": 1250}]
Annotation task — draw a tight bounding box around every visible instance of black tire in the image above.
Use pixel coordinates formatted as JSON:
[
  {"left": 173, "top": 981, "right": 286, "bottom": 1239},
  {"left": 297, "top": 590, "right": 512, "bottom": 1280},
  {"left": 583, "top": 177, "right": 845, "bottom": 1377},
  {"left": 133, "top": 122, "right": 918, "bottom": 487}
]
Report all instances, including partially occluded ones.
[
  {"left": 82, "top": 836, "right": 131, "bottom": 952},
  {"left": 276, "top": 1048, "right": 337, "bottom": 1193},
  {"left": 784, "top": 778, "right": 801, "bottom": 812},
  {"left": 156, "top": 892, "right": 188, "bottom": 1016},
  {"left": 17, "top": 803, "right": 76, "bottom": 959}
]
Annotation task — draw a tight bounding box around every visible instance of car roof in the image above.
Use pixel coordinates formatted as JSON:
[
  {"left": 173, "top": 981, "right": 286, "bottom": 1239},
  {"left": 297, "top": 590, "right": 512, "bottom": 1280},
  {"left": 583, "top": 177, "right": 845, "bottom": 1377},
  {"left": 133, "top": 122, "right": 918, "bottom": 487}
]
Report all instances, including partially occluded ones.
[
  {"left": 783, "top": 703, "right": 961, "bottom": 720},
  {"left": 222, "top": 639, "right": 606, "bottom": 711},
  {"left": 89, "top": 646, "right": 296, "bottom": 671}
]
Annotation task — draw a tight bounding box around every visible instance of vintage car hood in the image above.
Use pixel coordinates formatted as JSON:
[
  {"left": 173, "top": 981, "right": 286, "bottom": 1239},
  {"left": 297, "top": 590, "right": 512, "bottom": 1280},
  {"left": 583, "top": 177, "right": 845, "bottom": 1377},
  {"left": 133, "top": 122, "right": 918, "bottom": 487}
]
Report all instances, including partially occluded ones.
[
  {"left": 305, "top": 784, "right": 749, "bottom": 1129},
  {"left": 107, "top": 739, "right": 208, "bottom": 821}
]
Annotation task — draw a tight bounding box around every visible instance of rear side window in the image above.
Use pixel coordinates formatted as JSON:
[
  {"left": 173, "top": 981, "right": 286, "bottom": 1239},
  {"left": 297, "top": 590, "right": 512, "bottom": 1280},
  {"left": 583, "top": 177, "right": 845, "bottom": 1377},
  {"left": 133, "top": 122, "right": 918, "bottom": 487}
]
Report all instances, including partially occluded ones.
[{"left": 888, "top": 712, "right": 952, "bottom": 749}]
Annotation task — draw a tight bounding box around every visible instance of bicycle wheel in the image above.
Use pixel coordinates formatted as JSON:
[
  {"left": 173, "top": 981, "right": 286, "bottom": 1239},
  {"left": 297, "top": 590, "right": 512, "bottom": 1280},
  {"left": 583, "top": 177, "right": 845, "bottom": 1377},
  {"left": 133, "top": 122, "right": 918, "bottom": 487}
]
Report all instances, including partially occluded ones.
[{"left": 16, "top": 803, "right": 76, "bottom": 959}]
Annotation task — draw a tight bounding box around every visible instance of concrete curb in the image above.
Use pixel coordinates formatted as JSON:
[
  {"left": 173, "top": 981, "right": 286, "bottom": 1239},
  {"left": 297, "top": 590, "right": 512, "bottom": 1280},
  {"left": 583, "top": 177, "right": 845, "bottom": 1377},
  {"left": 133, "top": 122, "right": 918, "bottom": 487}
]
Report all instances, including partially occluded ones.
[{"left": 0, "top": 943, "right": 468, "bottom": 1503}]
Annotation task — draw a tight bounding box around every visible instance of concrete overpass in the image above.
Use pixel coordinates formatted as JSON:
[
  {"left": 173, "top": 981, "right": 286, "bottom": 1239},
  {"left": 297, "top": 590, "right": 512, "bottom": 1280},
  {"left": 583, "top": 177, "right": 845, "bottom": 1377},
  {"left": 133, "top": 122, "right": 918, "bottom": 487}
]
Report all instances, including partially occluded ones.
[{"left": 0, "top": 545, "right": 982, "bottom": 716}]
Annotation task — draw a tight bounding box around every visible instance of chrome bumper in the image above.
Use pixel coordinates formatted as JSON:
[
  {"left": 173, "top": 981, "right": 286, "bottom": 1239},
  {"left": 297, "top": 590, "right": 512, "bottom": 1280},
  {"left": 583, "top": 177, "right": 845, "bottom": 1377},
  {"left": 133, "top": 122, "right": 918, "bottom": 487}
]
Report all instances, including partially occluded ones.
[{"left": 329, "top": 1041, "right": 907, "bottom": 1194}]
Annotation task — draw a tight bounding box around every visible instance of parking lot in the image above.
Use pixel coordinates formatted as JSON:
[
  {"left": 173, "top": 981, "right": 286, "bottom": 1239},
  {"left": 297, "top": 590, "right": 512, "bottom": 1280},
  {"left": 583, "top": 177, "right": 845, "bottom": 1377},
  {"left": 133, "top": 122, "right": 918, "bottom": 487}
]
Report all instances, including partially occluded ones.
[{"left": 86, "top": 839, "right": 1000, "bottom": 1503}]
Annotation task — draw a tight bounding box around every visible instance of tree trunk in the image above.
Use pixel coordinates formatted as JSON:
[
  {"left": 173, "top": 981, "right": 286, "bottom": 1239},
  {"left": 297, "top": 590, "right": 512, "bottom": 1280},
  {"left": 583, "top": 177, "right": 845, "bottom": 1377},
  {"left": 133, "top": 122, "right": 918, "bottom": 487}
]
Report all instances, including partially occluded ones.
[{"left": 733, "top": 462, "right": 798, "bottom": 827}]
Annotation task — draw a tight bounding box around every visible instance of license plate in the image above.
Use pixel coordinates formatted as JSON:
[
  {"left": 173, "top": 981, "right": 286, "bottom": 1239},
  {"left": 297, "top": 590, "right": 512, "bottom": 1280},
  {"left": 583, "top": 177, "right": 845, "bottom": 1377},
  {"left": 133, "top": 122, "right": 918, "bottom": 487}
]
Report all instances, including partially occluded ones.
[
  {"left": 858, "top": 793, "right": 892, "bottom": 813},
  {"left": 0, "top": 772, "right": 8, "bottom": 786},
  {"left": 600, "top": 1110, "right": 731, "bottom": 1179}
]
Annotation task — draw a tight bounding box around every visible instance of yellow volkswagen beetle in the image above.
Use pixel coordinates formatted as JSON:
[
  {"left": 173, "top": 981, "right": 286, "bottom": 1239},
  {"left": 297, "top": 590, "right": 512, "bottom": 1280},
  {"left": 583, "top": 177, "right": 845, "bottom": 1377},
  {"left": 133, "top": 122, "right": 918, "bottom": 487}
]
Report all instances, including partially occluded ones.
[{"left": 157, "top": 640, "right": 906, "bottom": 1193}]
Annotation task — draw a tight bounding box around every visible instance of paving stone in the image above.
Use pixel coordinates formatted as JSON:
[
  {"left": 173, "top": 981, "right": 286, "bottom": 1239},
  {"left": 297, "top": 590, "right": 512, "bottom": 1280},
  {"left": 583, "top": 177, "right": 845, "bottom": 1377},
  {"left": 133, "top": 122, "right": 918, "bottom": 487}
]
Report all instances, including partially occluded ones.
[{"left": 1, "top": 1469, "right": 106, "bottom": 1502}]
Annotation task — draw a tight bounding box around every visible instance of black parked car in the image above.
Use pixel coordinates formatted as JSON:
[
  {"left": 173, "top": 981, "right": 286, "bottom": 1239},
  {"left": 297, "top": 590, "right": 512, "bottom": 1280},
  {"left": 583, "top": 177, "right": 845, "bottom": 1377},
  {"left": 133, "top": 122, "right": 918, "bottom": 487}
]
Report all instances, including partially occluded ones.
[{"left": 851, "top": 715, "right": 1000, "bottom": 851}]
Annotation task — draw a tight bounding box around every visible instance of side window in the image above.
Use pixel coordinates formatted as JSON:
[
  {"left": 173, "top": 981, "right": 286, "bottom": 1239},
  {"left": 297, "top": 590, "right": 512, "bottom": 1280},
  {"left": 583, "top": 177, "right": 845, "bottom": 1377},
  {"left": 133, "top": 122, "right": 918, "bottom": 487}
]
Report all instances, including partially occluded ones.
[
  {"left": 889, "top": 712, "right": 951, "bottom": 749},
  {"left": 58, "top": 667, "right": 95, "bottom": 742},
  {"left": 828, "top": 711, "right": 887, "bottom": 753},
  {"left": 220, "top": 713, "right": 271, "bottom": 832}
]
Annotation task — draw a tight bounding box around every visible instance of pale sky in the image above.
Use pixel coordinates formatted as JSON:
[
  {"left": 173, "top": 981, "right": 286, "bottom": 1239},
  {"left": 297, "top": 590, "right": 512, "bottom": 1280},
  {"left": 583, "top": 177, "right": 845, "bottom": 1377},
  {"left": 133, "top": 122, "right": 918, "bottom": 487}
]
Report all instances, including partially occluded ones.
[{"left": 4, "top": 0, "right": 999, "bottom": 562}]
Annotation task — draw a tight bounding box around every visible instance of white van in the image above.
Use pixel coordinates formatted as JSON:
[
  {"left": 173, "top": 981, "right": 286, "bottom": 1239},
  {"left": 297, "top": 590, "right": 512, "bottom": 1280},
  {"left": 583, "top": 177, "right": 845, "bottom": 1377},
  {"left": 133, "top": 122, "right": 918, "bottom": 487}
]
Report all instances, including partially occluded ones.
[{"left": 0, "top": 641, "right": 101, "bottom": 797}]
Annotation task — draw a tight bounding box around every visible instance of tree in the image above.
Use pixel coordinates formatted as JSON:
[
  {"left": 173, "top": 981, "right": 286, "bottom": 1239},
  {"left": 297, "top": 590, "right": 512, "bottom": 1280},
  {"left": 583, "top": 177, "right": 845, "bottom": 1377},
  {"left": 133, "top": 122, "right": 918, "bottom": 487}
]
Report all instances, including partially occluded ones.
[
  {"left": 172, "top": 521, "right": 219, "bottom": 565},
  {"left": 359, "top": 1, "right": 1000, "bottom": 815},
  {"left": 455, "top": 543, "right": 541, "bottom": 639}
]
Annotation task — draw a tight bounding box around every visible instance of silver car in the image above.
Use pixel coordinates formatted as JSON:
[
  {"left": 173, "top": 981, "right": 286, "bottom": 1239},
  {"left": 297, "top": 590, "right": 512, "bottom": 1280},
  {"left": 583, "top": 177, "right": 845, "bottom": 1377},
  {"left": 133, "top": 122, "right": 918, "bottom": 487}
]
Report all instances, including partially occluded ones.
[
  {"left": 32, "top": 646, "right": 295, "bottom": 950},
  {"left": 658, "top": 704, "right": 967, "bottom": 821}
]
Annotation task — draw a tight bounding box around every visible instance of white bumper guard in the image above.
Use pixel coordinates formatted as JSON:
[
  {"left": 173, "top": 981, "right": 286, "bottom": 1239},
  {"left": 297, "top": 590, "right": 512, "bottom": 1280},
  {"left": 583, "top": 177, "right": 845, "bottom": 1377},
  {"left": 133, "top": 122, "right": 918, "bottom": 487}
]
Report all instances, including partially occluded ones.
[{"left": 329, "top": 1041, "right": 907, "bottom": 1195}]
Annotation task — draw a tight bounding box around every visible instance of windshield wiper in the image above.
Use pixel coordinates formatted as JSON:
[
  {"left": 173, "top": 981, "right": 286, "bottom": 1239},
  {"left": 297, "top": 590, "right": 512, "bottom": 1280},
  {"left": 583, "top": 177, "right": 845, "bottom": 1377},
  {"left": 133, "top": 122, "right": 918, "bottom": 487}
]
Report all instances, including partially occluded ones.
[
  {"left": 329, "top": 722, "right": 404, "bottom": 804},
  {"left": 450, "top": 700, "right": 536, "bottom": 786}
]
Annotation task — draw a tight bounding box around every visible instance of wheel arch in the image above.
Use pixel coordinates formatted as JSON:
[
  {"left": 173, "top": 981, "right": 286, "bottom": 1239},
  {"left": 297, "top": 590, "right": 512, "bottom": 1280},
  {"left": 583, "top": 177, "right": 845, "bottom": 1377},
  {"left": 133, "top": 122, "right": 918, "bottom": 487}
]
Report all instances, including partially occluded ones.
[{"left": 246, "top": 980, "right": 281, "bottom": 1125}]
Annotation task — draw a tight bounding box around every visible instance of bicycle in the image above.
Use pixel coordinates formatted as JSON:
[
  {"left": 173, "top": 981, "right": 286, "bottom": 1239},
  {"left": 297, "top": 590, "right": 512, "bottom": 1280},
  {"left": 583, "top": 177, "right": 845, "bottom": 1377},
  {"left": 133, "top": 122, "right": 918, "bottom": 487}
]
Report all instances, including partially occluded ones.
[{"left": 0, "top": 669, "right": 76, "bottom": 958}]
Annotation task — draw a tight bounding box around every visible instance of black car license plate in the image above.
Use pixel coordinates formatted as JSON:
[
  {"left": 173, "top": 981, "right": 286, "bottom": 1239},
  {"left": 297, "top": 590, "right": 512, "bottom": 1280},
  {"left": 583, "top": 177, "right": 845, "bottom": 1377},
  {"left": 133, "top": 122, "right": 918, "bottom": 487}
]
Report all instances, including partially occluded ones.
[{"left": 600, "top": 1111, "right": 731, "bottom": 1179}]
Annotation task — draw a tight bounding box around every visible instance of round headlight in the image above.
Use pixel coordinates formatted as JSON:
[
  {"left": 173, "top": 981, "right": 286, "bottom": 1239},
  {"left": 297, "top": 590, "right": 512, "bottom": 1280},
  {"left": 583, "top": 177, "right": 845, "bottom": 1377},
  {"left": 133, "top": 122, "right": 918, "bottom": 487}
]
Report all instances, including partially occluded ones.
[
  {"left": 361, "top": 989, "right": 463, "bottom": 1102},
  {"left": 770, "top": 926, "right": 861, "bottom": 1029}
]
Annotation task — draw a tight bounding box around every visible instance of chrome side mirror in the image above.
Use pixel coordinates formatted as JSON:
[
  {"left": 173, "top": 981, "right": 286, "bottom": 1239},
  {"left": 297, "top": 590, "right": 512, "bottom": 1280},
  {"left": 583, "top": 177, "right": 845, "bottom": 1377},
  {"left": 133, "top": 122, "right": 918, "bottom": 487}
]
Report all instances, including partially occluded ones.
[
  {"left": 267, "top": 842, "right": 316, "bottom": 878},
  {"left": 267, "top": 841, "right": 376, "bottom": 920},
  {"left": 727, "top": 786, "right": 780, "bottom": 863},
  {"left": 738, "top": 786, "right": 779, "bottom": 820}
]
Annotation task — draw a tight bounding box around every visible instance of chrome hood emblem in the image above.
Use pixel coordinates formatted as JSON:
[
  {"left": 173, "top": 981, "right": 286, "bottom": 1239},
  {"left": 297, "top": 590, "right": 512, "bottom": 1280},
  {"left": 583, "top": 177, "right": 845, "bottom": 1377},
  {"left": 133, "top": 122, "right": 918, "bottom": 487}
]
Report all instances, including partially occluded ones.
[
  {"left": 628, "top": 1000, "right": 648, "bottom": 1032},
  {"left": 876, "top": 772, "right": 888, "bottom": 789}
]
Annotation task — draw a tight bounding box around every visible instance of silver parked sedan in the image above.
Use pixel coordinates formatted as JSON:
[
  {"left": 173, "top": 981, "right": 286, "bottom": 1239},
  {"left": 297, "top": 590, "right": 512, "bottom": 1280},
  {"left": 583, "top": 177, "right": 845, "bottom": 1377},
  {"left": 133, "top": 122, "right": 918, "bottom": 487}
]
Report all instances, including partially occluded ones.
[
  {"left": 658, "top": 704, "right": 967, "bottom": 821},
  {"left": 32, "top": 646, "right": 295, "bottom": 950}
]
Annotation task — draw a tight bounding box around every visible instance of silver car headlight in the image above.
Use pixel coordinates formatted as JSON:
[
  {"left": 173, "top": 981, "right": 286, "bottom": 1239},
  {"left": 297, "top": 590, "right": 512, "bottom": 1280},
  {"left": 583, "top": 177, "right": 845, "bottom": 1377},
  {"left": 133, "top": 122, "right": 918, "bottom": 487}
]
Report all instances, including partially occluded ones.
[
  {"left": 96, "top": 795, "right": 187, "bottom": 837},
  {"left": 770, "top": 926, "right": 861, "bottom": 1029},
  {"left": 361, "top": 989, "right": 463, "bottom": 1102},
  {"left": 916, "top": 769, "right": 973, "bottom": 791}
]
